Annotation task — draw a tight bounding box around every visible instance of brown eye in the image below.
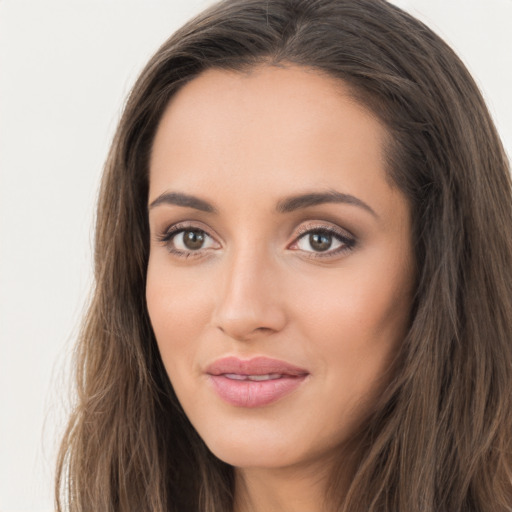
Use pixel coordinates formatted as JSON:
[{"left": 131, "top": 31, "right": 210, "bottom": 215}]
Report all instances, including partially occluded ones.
[
  {"left": 164, "top": 227, "right": 218, "bottom": 254},
  {"left": 182, "top": 230, "right": 206, "bottom": 250},
  {"left": 309, "top": 232, "right": 332, "bottom": 252},
  {"left": 293, "top": 226, "right": 355, "bottom": 257}
]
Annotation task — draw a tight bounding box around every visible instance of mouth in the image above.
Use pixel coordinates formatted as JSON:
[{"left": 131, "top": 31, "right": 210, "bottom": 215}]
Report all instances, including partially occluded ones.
[
  {"left": 205, "top": 356, "right": 309, "bottom": 408},
  {"left": 223, "top": 373, "right": 285, "bottom": 381}
]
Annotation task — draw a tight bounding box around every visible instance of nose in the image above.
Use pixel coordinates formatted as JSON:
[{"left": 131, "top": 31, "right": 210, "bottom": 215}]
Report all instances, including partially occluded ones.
[{"left": 212, "top": 248, "right": 287, "bottom": 342}]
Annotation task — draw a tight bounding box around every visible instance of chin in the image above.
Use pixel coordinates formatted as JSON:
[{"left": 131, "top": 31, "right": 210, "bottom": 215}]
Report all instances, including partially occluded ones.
[{"left": 200, "top": 428, "right": 305, "bottom": 469}]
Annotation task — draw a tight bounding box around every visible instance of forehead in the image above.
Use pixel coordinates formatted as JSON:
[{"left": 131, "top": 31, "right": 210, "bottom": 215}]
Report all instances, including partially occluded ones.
[{"left": 148, "top": 65, "right": 397, "bottom": 218}]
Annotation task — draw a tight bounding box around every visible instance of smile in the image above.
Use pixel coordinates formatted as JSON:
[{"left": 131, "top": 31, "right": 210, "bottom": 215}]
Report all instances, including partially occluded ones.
[
  {"left": 224, "top": 373, "right": 283, "bottom": 381},
  {"left": 206, "top": 357, "right": 309, "bottom": 408}
]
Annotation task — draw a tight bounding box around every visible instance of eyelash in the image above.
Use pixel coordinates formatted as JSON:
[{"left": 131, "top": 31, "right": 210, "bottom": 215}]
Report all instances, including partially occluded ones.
[
  {"left": 156, "top": 222, "right": 356, "bottom": 260},
  {"left": 292, "top": 224, "right": 356, "bottom": 259},
  {"left": 156, "top": 222, "right": 217, "bottom": 259}
]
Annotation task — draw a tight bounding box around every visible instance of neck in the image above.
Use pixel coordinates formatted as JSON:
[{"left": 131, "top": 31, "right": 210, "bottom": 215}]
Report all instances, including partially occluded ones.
[{"left": 232, "top": 460, "right": 342, "bottom": 512}]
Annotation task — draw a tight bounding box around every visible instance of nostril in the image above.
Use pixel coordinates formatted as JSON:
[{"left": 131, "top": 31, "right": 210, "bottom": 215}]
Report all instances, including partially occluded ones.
[
  {"left": 254, "top": 327, "right": 273, "bottom": 334},
  {"left": 216, "top": 325, "right": 274, "bottom": 338}
]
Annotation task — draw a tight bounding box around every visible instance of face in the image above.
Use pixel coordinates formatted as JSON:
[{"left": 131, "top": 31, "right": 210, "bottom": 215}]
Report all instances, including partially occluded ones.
[{"left": 146, "top": 65, "right": 415, "bottom": 472}]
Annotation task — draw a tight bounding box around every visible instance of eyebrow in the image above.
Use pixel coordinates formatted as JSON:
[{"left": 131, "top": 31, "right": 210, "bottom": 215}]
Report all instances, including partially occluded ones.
[
  {"left": 148, "top": 192, "right": 217, "bottom": 213},
  {"left": 148, "top": 189, "right": 377, "bottom": 217},
  {"left": 276, "top": 190, "right": 377, "bottom": 217}
]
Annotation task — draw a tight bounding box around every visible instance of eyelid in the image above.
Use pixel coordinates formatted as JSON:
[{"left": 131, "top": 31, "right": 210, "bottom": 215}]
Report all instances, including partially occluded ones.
[
  {"left": 156, "top": 221, "right": 222, "bottom": 257},
  {"left": 293, "top": 221, "right": 354, "bottom": 239},
  {"left": 154, "top": 219, "right": 356, "bottom": 259},
  {"left": 288, "top": 221, "right": 356, "bottom": 257}
]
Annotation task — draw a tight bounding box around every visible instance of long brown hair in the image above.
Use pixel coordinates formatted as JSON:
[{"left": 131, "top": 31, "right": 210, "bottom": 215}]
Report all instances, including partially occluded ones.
[{"left": 56, "top": 0, "right": 512, "bottom": 510}]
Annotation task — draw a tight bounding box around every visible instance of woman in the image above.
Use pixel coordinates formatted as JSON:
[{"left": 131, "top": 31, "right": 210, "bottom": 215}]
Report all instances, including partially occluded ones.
[{"left": 56, "top": 0, "right": 512, "bottom": 511}]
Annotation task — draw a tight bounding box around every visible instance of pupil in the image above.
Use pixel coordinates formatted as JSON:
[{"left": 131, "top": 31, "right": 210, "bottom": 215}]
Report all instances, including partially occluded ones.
[
  {"left": 310, "top": 232, "right": 332, "bottom": 252},
  {"left": 183, "top": 230, "right": 205, "bottom": 250}
]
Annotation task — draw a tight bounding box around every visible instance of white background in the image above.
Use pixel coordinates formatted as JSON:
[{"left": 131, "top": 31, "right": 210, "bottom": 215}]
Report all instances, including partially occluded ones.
[{"left": 0, "top": 1, "right": 511, "bottom": 510}]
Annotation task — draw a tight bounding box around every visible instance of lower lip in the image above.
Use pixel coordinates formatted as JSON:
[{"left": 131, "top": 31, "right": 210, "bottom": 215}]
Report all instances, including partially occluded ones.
[{"left": 208, "top": 375, "right": 307, "bottom": 408}]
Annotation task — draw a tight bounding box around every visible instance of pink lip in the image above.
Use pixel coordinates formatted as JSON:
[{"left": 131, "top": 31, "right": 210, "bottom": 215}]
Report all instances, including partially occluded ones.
[{"left": 205, "top": 356, "right": 309, "bottom": 408}]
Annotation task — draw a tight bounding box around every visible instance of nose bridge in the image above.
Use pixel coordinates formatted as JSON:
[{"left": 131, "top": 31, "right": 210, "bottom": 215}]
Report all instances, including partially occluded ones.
[{"left": 213, "top": 239, "right": 286, "bottom": 340}]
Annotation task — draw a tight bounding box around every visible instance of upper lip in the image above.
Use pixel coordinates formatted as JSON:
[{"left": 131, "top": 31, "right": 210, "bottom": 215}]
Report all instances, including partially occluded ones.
[{"left": 205, "top": 356, "right": 309, "bottom": 377}]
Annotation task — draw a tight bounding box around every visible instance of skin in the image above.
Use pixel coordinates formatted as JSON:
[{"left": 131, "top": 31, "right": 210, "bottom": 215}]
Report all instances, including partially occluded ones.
[{"left": 146, "top": 65, "right": 415, "bottom": 512}]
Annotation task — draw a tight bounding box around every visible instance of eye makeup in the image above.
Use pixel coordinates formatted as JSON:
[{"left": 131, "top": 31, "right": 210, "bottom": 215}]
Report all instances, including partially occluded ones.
[
  {"left": 155, "top": 221, "right": 220, "bottom": 259},
  {"left": 289, "top": 222, "right": 356, "bottom": 259},
  {"left": 154, "top": 219, "right": 357, "bottom": 261}
]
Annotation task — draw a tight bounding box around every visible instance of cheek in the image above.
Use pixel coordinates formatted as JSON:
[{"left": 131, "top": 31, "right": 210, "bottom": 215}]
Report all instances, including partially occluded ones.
[
  {"left": 288, "top": 250, "right": 413, "bottom": 398},
  {"left": 291, "top": 259, "right": 412, "bottom": 346},
  {"left": 146, "top": 260, "right": 213, "bottom": 372}
]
